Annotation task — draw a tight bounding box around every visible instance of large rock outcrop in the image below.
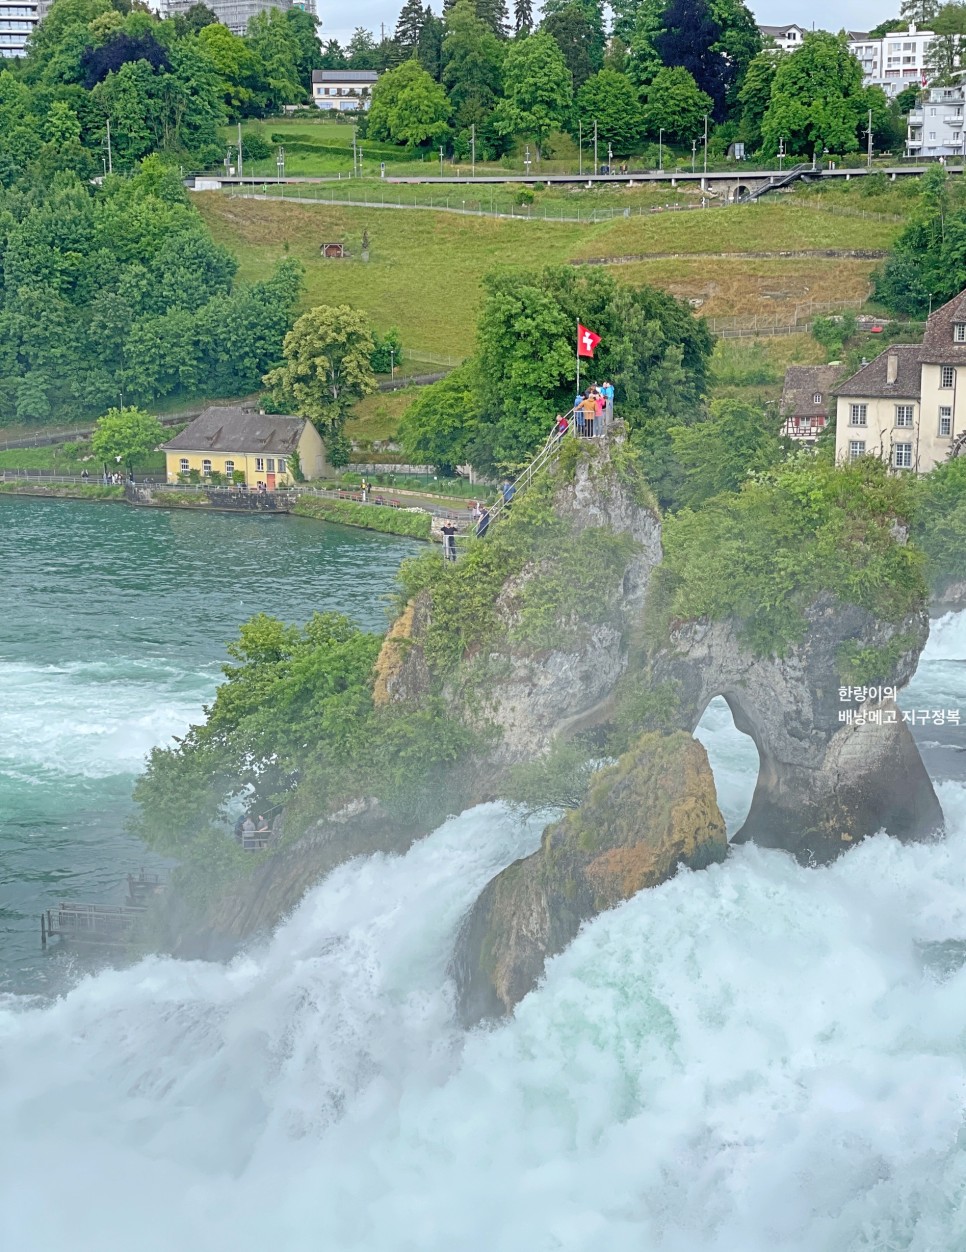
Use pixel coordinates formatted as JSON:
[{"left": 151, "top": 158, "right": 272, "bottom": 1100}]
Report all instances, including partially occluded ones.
[
  {"left": 378, "top": 435, "right": 663, "bottom": 763},
  {"left": 649, "top": 595, "right": 944, "bottom": 863},
  {"left": 454, "top": 732, "right": 726, "bottom": 1024}
]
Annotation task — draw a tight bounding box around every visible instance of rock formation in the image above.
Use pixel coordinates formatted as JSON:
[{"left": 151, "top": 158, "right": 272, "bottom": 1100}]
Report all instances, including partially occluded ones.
[
  {"left": 454, "top": 732, "right": 726, "bottom": 1024},
  {"left": 378, "top": 435, "right": 663, "bottom": 762},
  {"left": 648, "top": 595, "right": 944, "bottom": 864}
]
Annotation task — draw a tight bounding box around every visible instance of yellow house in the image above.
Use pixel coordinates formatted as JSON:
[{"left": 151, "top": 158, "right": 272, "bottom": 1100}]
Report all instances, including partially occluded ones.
[{"left": 161, "top": 407, "right": 327, "bottom": 488}]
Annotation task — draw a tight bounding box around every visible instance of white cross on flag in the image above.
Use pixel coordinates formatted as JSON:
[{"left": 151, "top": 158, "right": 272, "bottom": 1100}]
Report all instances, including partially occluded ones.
[{"left": 577, "top": 324, "right": 601, "bottom": 358}]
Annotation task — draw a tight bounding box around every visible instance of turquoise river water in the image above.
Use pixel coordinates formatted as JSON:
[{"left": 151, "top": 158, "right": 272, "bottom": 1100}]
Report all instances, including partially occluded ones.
[
  {"left": 5, "top": 495, "right": 966, "bottom": 1250},
  {"left": 0, "top": 496, "right": 419, "bottom": 994}
]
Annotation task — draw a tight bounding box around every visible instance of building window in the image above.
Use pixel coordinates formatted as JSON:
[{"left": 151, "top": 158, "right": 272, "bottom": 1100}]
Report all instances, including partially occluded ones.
[
  {"left": 180, "top": 458, "right": 189, "bottom": 473},
  {"left": 813, "top": 392, "right": 822, "bottom": 403},
  {"left": 267, "top": 457, "right": 275, "bottom": 472},
  {"left": 202, "top": 458, "right": 212, "bottom": 475},
  {"left": 893, "top": 442, "right": 913, "bottom": 468},
  {"left": 277, "top": 458, "right": 287, "bottom": 473},
  {"left": 255, "top": 457, "right": 264, "bottom": 471},
  {"left": 942, "top": 365, "right": 956, "bottom": 388},
  {"left": 895, "top": 404, "right": 914, "bottom": 427},
  {"left": 224, "top": 459, "right": 234, "bottom": 477},
  {"left": 849, "top": 440, "right": 866, "bottom": 459},
  {"left": 940, "top": 406, "right": 953, "bottom": 436},
  {"left": 956, "top": 324, "right": 966, "bottom": 342},
  {"left": 850, "top": 403, "right": 868, "bottom": 425}
]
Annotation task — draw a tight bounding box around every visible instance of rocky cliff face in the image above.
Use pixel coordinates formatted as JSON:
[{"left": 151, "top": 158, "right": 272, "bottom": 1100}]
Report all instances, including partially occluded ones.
[
  {"left": 454, "top": 732, "right": 726, "bottom": 1024},
  {"left": 378, "top": 437, "right": 663, "bottom": 763},
  {"left": 648, "top": 595, "right": 943, "bottom": 863}
]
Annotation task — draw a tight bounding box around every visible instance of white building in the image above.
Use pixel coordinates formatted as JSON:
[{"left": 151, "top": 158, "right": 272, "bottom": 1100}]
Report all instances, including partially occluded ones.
[
  {"left": 907, "top": 85, "right": 965, "bottom": 158},
  {"left": 758, "top": 23, "right": 808, "bottom": 53},
  {"left": 311, "top": 69, "right": 378, "bottom": 111},
  {"left": 159, "top": 0, "right": 311, "bottom": 37},
  {"left": 834, "top": 291, "right": 966, "bottom": 474},
  {"left": 848, "top": 25, "right": 935, "bottom": 98},
  {"left": 0, "top": 1, "right": 40, "bottom": 58}
]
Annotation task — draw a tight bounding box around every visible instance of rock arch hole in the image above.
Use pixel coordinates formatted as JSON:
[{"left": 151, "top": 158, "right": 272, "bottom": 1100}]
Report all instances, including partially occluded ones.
[{"left": 694, "top": 696, "right": 760, "bottom": 837}]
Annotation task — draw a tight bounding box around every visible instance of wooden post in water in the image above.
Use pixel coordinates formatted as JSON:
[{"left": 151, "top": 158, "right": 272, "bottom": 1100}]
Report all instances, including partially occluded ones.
[{"left": 40, "top": 910, "right": 47, "bottom": 949}]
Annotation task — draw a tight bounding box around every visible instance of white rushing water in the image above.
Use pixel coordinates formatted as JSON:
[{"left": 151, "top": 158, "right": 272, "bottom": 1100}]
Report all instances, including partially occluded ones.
[{"left": 5, "top": 613, "right": 966, "bottom": 1249}]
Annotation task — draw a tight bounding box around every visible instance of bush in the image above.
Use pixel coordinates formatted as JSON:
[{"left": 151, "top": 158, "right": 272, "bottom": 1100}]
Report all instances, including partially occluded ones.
[
  {"left": 292, "top": 495, "right": 432, "bottom": 539},
  {"left": 242, "top": 127, "right": 272, "bottom": 161},
  {"left": 515, "top": 188, "right": 535, "bottom": 206}
]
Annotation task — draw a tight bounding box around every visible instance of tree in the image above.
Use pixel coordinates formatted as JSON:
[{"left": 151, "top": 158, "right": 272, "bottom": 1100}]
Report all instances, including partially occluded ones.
[
  {"left": 346, "top": 27, "right": 378, "bottom": 69},
  {"left": 541, "top": 2, "right": 605, "bottom": 89},
  {"left": 417, "top": 7, "right": 445, "bottom": 79},
  {"left": 926, "top": 3, "right": 966, "bottom": 83},
  {"left": 760, "top": 31, "right": 869, "bottom": 158},
  {"left": 283, "top": 7, "right": 324, "bottom": 90},
  {"left": 367, "top": 58, "right": 451, "bottom": 147},
  {"left": 475, "top": 0, "right": 510, "bottom": 37},
  {"left": 574, "top": 69, "right": 643, "bottom": 154},
  {"left": 901, "top": 0, "right": 940, "bottom": 23},
  {"left": 737, "top": 48, "right": 779, "bottom": 148},
  {"left": 263, "top": 305, "right": 377, "bottom": 432},
  {"left": 442, "top": 0, "right": 504, "bottom": 132},
  {"left": 395, "top": 0, "right": 426, "bottom": 58},
  {"left": 895, "top": 82, "right": 920, "bottom": 113},
  {"left": 398, "top": 363, "right": 481, "bottom": 471},
  {"left": 492, "top": 32, "right": 573, "bottom": 155},
  {"left": 642, "top": 66, "right": 713, "bottom": 144},
  {"left": 669, "top": 399, "right": 786, "bottom": 509},
  {"left": 654, "top": 0, "right": 725, "bottom": 118},
  {"left": 514, "top": 0, "right": 533, "bottom": 33},
  {"left": 91, "top": 404, "right": 165, "bottom": 473},
  {"left": 245, "top": 7, "right": 303, "bottom": 106}
]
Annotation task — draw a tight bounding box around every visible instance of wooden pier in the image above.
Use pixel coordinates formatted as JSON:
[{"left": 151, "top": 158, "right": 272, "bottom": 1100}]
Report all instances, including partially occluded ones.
[{"left": 40, "top": 869, "right": 164, "bottom": 949}]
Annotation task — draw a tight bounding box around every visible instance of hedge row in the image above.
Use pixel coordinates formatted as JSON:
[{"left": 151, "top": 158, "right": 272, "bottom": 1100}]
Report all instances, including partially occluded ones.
[{"left": 293, "top": 495, "right": 432, "bottom": 539}]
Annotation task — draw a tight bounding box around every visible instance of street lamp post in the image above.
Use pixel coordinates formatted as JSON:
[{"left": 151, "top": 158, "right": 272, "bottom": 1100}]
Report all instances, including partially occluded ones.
[
  {"left": 867, "top": 106, "right": 873, "bottom": 168},
  {"left": 778, "top": 136, "right": 785, "bottom": 172},
  {"left": 276, "top": 145, "right": 285, "bottom": 183},
  {"left": 607, "top": 142, "right": 613, "bottom": 173},
  {"left": 578, "top": 119, "right": 583, "bottom": 175},
  {"left": 691, "top": 139, "right": 697, "bottom": 173},
  {"left": 658, "top": 128, "right": 664, "bottom": 172},
  {"left": 439, "top": 145, "right": 444, "bottom": 176},
  {"left": 593, "top": 119, "right": 598, "bottom": 175},
  {"left": 471, "top": 123, "right": 476, "bottom": 177},
  {"left": 703, "top": 113, "right": 708, "bottom": 175},
  {"left": 524, "top": 144, "right": 531, "bottom": 176}
]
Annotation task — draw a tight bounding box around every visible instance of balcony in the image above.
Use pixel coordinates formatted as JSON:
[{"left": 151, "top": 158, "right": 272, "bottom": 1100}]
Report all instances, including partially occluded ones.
[{"left": 908, "top": 111, "right": 924, "bottom": 124}]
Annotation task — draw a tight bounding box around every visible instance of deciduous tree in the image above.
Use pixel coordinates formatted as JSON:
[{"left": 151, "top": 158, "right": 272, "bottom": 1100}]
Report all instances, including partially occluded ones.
[
  {"left": 492, "top": 32, "right": 572, "bottom": 155},
  {"left": 367, "top": 58, "right": 451, "bottom": 147},
  {"left": 91, "top": 404, "right": 165, "bottom": 473},
  {"left": 263, "top": 304, "right": 377, "bottom": 431},
  {"left": 760, "top": 31, "right": 869, "bottom": 157},
  {"left": 642, "top": 66, "right": 712, "bottom": 144},
  {"left": 574, "top": 68, "right": 643, "bottom": 154}
]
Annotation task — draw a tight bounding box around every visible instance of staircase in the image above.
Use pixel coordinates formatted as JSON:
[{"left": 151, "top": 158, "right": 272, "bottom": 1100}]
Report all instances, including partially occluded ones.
[
  {"left": 479, "top": 407, "right": 579, "bottom": 533},
  {"left": 740, "top": 163, "right": 814, "bottom": 202}
]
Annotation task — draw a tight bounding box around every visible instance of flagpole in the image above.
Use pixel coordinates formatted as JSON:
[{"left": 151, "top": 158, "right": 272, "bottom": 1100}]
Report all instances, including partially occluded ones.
[{"left": 576, "top": 319, "right": 580, "bottom": 396}]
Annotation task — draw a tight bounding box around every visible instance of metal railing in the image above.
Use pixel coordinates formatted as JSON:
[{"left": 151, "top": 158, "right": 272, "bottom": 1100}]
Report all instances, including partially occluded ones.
[{"left": 476, "top": 408, "right": 579, "bottom": 535}]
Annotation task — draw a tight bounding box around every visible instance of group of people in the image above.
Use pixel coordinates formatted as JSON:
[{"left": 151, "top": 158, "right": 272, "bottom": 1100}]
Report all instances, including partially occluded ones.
[
  {"left": 82, "top": 469, "right": 134, "bottom": 485},
  {"left": 572, "top": 381, "right": 614, "bottom": 438}
]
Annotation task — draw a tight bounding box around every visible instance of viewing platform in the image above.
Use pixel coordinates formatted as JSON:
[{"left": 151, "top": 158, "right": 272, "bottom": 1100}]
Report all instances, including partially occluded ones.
[{"left": 40, "top": 870, "right": 164, "bottom": 949}]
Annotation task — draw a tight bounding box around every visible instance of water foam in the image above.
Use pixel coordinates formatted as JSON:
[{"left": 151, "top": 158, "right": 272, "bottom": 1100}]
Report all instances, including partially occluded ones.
[
  {"left": 4, "top": 781, "right": 966, "bottom": 1251},
  {"left": 0, "top": 657, "right": 215, "bottom": 780}
]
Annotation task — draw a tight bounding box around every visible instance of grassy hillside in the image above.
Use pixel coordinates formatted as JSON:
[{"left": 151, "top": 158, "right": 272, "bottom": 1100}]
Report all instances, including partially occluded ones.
[{"left": 197, "top": 193, "right": 902, "bottom": 357}]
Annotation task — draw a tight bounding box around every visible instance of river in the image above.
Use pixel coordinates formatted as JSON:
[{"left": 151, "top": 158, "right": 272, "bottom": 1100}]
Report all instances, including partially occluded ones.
[
  {"left": 4, "top": 496, "right": 966, "bottom": 1249},
  {"left": 0, "top": 496, "right": 419, "bottom": 994}
]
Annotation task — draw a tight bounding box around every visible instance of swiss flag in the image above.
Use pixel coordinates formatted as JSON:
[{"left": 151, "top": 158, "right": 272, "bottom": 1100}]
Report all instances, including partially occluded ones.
[{"left": 577, "top": 324, "right": 601, "bottom": 358}]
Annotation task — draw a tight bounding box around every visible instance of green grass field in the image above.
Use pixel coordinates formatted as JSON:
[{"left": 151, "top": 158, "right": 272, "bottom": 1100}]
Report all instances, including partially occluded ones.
[{"left": 197, "top": 194, "right": 902, "bottom": 356}]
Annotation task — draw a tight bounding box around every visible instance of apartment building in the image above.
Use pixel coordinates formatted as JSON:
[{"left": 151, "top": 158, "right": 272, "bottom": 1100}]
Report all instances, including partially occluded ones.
[
  {"left": 848, "top": 25, "right": 934, "bottom": 98},
  {"left": 835, "top": 292, "right": 966, "bottom": 473},
  {"left": 159, "top": 0, "right": 312, "bottom": 37},
  {"left": 907, "top": 85, "right": 965, "bottom": 159},
  {"left": 758, "top": 23, "right": 808, "bottom": 53},
  {"left": 0, "top": 2, "right": 40, "bottom": 58}
]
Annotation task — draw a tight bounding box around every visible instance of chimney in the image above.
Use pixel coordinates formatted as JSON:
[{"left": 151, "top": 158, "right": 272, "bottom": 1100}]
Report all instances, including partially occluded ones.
[{"left": 887, "top": 353, "right": 899, "bottom": 385}]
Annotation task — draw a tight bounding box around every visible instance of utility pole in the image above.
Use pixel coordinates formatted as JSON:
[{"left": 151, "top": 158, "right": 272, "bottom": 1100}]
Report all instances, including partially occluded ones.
[
  {"left": 658, "top": 127, "right": 664, "bottom": 172},
  {"left": 867, "top": 107, "right": 873, "bottom": 168},
  {"left": 106, "top": 117, "right": 112, "bottom": 175},
  {"left": 691, "top": 138, "right": 697, "bottom": 173},
  {"left": 471, "top": 123, "right": 476, "bottom": 177},
  {"left": 778, "top": 135, "right": 785, "bottom": 172},
  {"left": 703, "top": 113, "right": 708, "bottom": 175},
  {"left": 593, "top": 119, "right": 598, "bottom": 175},
  {"left": 276, "top": 145, "right": 285, "bottom": 183},
  {"left": 237, "top": 120, "right": 243, "bottom": 179},
  {"left": 439, "top": 145, "right": 444, "bottom": 175},
  {"left": 578, "top": 119, "right": 582, "bottom": 175},
  {"left": 352, "top": 131, "right": 358, "bottom": 177}
]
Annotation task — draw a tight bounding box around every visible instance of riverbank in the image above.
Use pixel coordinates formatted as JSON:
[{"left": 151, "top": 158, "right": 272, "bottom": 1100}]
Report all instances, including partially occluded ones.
[{"left": 0, "top": 479, "right": 448, "bottom": 542}]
